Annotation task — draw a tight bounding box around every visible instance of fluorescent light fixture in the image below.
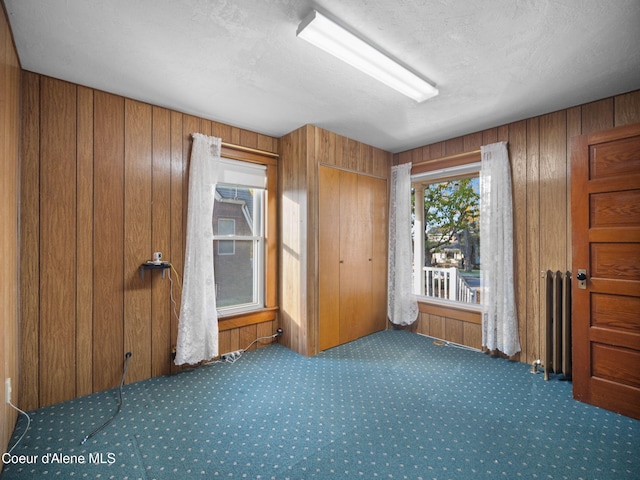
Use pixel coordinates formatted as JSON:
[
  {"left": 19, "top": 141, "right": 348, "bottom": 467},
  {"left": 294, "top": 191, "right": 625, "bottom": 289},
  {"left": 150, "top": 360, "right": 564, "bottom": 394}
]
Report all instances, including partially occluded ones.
[{"left": 297, "top": 9, "right": 438, "bottom": 102}]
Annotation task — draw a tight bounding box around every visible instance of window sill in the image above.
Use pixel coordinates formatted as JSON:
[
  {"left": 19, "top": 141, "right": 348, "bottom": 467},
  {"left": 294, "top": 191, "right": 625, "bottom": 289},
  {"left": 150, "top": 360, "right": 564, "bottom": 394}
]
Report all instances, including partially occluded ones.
[{"left": 217, "top": 306, "right": 279, "bottom": 331}]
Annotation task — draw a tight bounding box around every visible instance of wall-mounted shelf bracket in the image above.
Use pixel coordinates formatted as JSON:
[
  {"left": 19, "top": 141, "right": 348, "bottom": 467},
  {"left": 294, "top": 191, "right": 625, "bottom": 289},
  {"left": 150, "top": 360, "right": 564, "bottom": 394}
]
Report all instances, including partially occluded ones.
[{"left": 139, "top": 262, "right": 171, "bottom": 280}]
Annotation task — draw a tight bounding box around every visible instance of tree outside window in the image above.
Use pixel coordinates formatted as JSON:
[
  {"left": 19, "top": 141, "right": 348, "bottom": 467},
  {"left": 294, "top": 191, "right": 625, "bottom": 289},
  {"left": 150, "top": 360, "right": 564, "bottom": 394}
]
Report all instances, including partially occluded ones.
[{"left": 412, "top": 174, "right": 481, "bottom": 304}]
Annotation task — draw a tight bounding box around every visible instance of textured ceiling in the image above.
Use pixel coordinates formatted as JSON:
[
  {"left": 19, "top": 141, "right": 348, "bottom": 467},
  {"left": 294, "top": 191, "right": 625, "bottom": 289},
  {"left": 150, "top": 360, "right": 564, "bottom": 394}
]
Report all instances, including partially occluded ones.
[{"left": 5, "top": 0, "right": 640, "bottom": 153}]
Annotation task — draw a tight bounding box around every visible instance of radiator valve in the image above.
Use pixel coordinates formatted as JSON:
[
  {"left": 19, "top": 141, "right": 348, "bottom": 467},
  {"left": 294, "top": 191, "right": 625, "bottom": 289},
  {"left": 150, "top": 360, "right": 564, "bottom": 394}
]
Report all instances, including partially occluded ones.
[{"left": 530, "top": 359, "right": 542, "bottom": 374}]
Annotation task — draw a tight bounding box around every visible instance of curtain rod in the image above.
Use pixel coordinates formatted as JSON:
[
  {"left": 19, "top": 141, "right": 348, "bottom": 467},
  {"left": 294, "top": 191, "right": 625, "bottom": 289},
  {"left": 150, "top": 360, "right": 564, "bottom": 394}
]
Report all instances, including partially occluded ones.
[
  {"left": 221, "top": 141, "right": 279, "bottom": 158},
  {"left": 411, "top": 148, "right": 481, "bottom": 167}
]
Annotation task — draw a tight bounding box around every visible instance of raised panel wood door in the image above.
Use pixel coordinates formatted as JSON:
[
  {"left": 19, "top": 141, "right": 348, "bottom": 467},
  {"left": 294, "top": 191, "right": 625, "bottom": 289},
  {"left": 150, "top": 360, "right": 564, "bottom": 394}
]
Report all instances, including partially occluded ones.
[{"left": 571, "top": 122, "right": 640, "bottom": 420}]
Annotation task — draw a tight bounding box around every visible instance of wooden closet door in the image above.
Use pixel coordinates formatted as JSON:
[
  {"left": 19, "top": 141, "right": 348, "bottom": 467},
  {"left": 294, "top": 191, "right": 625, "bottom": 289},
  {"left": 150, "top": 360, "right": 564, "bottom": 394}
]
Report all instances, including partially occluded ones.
[
  {"left": 365, "top": 175, "right": 388, "bottom": 336},
  {"left": 319, "top": 166, "right": 341, "bottom": 350},
  {"left": 339, "top": 170, "right": 371, "bottom": 344}
]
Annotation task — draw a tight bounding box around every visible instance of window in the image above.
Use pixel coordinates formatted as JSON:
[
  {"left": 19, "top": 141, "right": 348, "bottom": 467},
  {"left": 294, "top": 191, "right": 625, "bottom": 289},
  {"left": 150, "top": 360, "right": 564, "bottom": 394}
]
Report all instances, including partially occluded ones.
[
  {"left": 412, "top": 163, "right": 481, "bottom": 306},
  {"left": 217, "top": 218, "right": 236, "bottom": 255},
  {"left": 212, "top": 158, "right": 267, "bottom": 315}
]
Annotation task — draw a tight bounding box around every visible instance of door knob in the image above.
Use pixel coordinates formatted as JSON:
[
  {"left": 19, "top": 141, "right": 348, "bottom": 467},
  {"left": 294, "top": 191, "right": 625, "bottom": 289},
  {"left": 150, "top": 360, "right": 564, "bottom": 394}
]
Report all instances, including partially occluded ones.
[
  {"left": 576, "top": 272, "right": 587, "bottom": 281},
  {"left": 576, "top": 269, "right": 587, "bottom": 289}
]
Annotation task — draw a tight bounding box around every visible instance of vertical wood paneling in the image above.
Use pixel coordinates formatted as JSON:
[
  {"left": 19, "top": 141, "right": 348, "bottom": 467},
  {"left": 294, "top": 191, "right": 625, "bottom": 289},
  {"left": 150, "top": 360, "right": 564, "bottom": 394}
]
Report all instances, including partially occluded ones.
[
  {"left": 76, "top": 86, "right": 94, "bottom": 397},
  {"left": 265, "top": 162, "right": 279, "bottom": 308},
  {"left": 539, "top": 113, "right": 568, "bottom": 262},
  {"left": 228, "top": 328, "right": 240, "bottom": 353},
  {"left": 444, "top": 137, "right": 463, "bottom": 155},
  {"left": 229, "top": 125, "right": 241, "bottom": 145},
  {"left": 0, "top": 11, "right": 7, "bottom": 452},
  {"left": 566, "top": 107, "right": 582, "bottom": 271},
  {"left": 483, "top": 128, "right": 498, "bottom": 145},
  {"left": 373, "top": 148, "right": 389, "bottom": 177},
  {"left": 151, "top": 106, "right": 172, "bottom": 377},
  {"left": 1, "top": 8, "right": 20, "bottom": 453},
  {"left": 257, "top": 133, "right": 277, "bottom": 153},
  {"left": 509, "top": 120, "right": 528, "bottom": 361},
  {"left": 169, "top": 110, "right": 184, "bottom": 373},
  {"left": 464, "top": 132, "right": 483, "bottom": 151},
  {"left": 615, "top": 91, "right": 640, "bottom": 126},
  {"left": 445, "top": 319, "right": 464, "bottom": 345},
  {"left": 429, "top": 315, "right": 445, "bottom": 339},
  {"left": 218, "top": 330, "right": 232, "bottom": 357},
  {"left": 39, "top": 77, "right": 77, "bottom": 406},
  {"left": 497, "top": 125, "right": 509, "bottom": 142},
  {"left": 359, "top": 143, "right": 373, "bottom": 175},
  {"left": 256, "top": 321, "right": 275, "bottom": 346},
  {"left": 19, "top": 72, "right": 40, "bottom": 412},
  {"left": 240, "top": 324, "right": 257, "bottom": 352},
  {"left": 539, "top": 111, "right": 567, "bottom": 363},
  {"left": 347, "top": 138, "right": 359, "bottom": 171},
  {"left": 279, "top": 126, "right": 307, "bottom": 354},
  {"left": 124, "top": 99, "right": 153, "bottom": 383},
  {"left": 18, "top": 74, "right": 280, "bottom": 408},
  {"left": 526, "top": 117, "right": 541, "bottom": 360},
  {"left": 463, "top": 323, "right": 482, "bottom": 350},
  {"left": 581, "top": 98, "right": 614, "bottom": 134},
  {"left": 315, "top": 127, "right": 335, "bottom": 166},
  {"left": 93, "top": 91, "right": 125, "bottom": 392},
  {"left": 239, "top": 129, "right": 258, "bottom": 149},
  {"left": 304, "top": 126, "right": 317, "bottom": 354}
]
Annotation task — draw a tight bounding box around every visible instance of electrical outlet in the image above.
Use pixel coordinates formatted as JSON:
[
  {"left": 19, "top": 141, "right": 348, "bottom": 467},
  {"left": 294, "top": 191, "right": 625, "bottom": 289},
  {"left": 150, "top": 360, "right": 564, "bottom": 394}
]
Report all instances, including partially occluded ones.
[{"left": 5, "top": 378, "right": 12, "bottom": 404}]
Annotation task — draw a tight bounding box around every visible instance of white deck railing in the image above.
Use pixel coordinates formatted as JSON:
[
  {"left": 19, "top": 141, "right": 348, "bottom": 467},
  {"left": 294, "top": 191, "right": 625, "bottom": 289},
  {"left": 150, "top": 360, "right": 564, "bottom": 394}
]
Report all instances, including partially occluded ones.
[{"left": 422, "top": 267, "right": 477, "bottom": 304}]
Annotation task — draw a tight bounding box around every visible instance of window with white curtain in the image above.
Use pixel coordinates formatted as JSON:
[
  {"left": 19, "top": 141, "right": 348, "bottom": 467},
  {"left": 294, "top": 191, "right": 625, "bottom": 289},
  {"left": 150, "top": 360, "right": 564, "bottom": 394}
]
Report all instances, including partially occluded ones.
[
  {"left": 411, "top": 163, "right": 482, "bottom": 307},
  {"left": 212, "top": 158, "right": 266, "bottom": 315}
]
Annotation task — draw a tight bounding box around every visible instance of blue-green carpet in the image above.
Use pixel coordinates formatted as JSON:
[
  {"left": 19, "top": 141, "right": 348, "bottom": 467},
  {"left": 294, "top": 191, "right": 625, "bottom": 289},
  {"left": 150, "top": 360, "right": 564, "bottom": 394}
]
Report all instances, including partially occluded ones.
[{"left": 2, "top": 330, "right": 638, "bottom": 479}]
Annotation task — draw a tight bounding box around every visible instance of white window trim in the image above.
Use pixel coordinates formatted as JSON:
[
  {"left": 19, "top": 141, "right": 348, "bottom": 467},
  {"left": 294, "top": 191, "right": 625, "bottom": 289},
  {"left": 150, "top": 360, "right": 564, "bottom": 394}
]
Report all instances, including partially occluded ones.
[
  {"left": 213, "top": 175, "right": 266, "bottom": 317},
  {"left": 411, "top": 162, "right": 481, "bottom": 307},
  {"left": 216, "top": 218, "right": 236, "bottom": 256}
]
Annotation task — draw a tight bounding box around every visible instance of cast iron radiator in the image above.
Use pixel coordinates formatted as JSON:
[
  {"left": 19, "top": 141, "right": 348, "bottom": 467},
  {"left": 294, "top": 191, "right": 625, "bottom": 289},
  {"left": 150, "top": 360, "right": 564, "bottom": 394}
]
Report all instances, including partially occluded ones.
[{"left": 544, "top": 270, "right": 572, "bottom": 381}]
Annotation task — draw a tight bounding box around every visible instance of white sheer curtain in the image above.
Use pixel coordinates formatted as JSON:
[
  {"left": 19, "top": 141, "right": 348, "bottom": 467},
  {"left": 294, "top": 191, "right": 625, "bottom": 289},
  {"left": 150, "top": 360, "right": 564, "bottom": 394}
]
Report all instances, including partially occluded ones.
[
  {"left": 388, "top": 163, "right": 419, "bottom": 326},
  {"left": 175, "top": 133, "right": 221, "bottom": 365},
  {"left": 480, "top": 142, "right": 521, "bottom": 356}
]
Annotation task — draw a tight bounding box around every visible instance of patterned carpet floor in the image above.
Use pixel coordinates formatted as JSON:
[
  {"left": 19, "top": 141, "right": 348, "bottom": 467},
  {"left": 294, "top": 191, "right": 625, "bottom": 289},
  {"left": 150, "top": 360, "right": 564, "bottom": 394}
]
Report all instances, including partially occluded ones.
[{"left": 2, "top": 329, "right": 638, "bottom": 479}]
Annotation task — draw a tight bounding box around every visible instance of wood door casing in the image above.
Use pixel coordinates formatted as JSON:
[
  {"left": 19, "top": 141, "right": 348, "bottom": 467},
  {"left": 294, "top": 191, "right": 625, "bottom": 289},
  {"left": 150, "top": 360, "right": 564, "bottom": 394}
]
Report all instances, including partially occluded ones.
[{"left": 571, "top": 122, "right": 640, "bottom": 420}]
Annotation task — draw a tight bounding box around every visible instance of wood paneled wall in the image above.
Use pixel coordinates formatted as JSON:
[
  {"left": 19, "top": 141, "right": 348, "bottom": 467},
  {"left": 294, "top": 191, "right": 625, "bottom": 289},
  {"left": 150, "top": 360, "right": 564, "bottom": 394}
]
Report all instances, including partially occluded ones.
[
  {"left": 395, "top": 90, "right": 640, "bottom": 364},
  {"left": 19, "top": 72, "right": 280, "bottom": 410},
  {"left": 279, "top": 125, "right": 391, "bottom": 356},
  {"left": 0, "top": 3, "right": 21, "bottom": 461}
]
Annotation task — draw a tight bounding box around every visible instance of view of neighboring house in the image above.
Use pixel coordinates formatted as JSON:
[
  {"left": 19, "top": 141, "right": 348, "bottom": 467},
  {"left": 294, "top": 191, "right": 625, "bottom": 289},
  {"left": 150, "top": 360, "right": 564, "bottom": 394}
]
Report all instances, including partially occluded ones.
[{"left": 213, "top": 186, "right": 256, "bottom": 309}]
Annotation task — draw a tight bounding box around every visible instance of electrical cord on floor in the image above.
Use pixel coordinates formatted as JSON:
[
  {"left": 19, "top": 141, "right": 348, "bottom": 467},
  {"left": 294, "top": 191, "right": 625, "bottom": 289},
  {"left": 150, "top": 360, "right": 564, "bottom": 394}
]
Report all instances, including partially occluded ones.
[
  {"left": 80, "top": 352, "right": 132, "bottom": 445},
  {"left": 242, "top": 329, "right": 283, "bottom": 352},
  {"left": 203, "top": 328, "right": 283, "bottom": 366},
  {"left": 6, "top": 401, "right": 32, "bottom": 455},
  {"left": 423, "top": 334, "right": 480, "bottom": 352}
]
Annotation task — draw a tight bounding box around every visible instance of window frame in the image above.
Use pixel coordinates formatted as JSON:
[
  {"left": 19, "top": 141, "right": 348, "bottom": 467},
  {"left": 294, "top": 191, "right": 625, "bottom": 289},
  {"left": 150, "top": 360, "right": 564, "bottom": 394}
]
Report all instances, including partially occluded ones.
[
  {"left": 217, "top": 218, "right": 236, "bottom": 256},
  {"left": 411, "top": 161, "right": 483, "bottom": 311},
  {"left": 211, "top": 148, "right": 278, "bottom": 320}
]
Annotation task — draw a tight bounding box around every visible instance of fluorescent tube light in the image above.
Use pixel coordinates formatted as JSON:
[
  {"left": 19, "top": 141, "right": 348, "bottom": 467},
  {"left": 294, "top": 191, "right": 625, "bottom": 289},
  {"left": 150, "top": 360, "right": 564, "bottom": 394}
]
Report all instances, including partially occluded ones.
[{"left": 297, "top": 10, "right": 438, "bottom": 102}]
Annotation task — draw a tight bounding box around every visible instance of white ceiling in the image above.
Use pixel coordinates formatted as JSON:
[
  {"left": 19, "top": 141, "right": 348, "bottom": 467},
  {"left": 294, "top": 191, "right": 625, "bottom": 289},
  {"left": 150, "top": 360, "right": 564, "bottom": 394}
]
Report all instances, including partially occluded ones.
[{"left": 5, "top": 0, "right": 640, "bottom": 153}]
